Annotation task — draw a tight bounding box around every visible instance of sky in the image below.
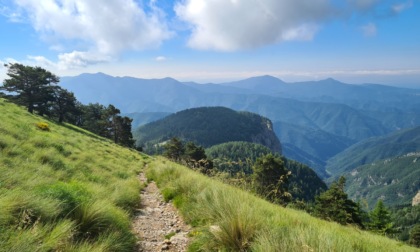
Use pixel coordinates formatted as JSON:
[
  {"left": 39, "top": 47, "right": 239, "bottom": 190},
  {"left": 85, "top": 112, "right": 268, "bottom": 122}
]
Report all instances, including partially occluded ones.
[{"left": 1, "top": 0, "right": 420, "bottom": 87}]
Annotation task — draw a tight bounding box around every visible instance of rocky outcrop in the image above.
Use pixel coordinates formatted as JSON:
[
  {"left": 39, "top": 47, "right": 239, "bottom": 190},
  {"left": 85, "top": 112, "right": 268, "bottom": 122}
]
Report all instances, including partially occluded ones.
[
  {"left": 251, "top": 118, "right": 282, "bottom": 154},
  {"left": 413, "top": 191, "right": 420, "bottom": 206}
]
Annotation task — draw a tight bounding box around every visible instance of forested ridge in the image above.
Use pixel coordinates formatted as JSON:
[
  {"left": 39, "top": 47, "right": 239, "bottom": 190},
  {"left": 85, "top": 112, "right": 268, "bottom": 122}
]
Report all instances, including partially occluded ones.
[
  {"left": 134, "top": 106, "right": 282, "bottom": 153},
  {"left": 206, "top": 141, "right": 327, "bottom": 202}
]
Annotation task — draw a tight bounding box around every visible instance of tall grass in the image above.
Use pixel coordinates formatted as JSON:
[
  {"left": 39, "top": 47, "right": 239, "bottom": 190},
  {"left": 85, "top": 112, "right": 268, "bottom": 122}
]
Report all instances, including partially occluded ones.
[
  {"left": 146, "top": 157, "right": 419, "bottom": 252},
  {"left": 0, "top": 99, "right": 147, "bottom": 251}
]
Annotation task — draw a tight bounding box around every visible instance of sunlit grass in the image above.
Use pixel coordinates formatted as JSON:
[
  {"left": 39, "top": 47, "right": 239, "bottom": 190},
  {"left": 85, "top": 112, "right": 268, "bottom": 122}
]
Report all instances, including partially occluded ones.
[
  {"left": 0, "top": 99, "right": 147, "bottom": 251},
  {"left": 147, "top": 157, "right": 419, "bottom": 252}
]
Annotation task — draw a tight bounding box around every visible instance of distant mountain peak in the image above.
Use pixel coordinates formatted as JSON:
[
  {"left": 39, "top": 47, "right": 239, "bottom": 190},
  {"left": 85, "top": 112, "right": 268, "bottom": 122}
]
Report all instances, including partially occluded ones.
[
  {"left": 84, "top": 72, "right": 111, "bottom": 77},
  {"left": 160, "top": 77, "right": 179, "bottom": 82},
  {"left": 220, "top": 75, "right": 286, "bottom": 90},
  {"left": 247, "top": 75, "right": 285, "bottom": 83},
  {"left": 323, "top": 77, "right": 342, "bottom": 83}
]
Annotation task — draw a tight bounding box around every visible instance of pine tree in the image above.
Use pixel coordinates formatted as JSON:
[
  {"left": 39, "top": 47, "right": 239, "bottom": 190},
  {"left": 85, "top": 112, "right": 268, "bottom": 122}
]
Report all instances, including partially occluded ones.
[
  {"left": 105, "top": 104, "right": 121, "bottom": 142},
  {"left": 1, "top": 63, "right": 59, "bottom": 114},
  {"left": 184, "top": 142, "right": 207, "bottom": 162},
  {"left": 79, "top": 103, "right": 108, "bottom": 136},
  {"left": 252, "top": 154, "right": 291, "bottom": 204},
  {"left": 114, "top": 116, "right": 135, "bottom": 147},
  {"left": 51, "top": 87, "right": 78, "bottom": 123},
  {"left": 164, "top": 137, "right": 185, "bottom": 161},
  {"left": 314, "top": 176, "right": 364, "bottom": 227},
  {"left": 369, "top": 200, "right": 394, "bottom": 235}
]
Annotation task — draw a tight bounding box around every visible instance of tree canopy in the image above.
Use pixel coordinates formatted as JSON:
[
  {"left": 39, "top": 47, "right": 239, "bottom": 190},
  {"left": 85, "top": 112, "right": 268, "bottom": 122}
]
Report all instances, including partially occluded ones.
[
  {"left": 314, "top": 176, "right": 364, "bottom": 227},
  {"left": 163, "top": 137, "right": 213, "bottom": 170},
  {"left": 77, "top": 103, "right": 134, "bottom": 147},
  {"left": 252, "top": 154, "right": 291, "bottom": 204},
  {"left": 410, "top": 224, "right": 420, "bottom": 247},
  {"left": 2, "top": 63, "right": 60, "bottom": 114},
  {"left": 368, "top": 200, "right": 394, "bottom": 235}
]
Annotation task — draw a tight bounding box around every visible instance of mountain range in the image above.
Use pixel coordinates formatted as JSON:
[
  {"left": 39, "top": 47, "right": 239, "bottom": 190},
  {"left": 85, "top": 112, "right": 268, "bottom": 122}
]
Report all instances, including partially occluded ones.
[{"left": 60, "top": 73, "right": 420, "bottom": 177}]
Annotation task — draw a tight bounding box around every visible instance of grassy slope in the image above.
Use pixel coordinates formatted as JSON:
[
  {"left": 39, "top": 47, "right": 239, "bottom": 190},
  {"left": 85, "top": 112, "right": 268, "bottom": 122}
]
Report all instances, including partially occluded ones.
[
  {"left": 146, "top": 157, "right": 419, "bottom": 252},
  {"left": 0, "top": 99, "right": 147, "bottom": 251}
]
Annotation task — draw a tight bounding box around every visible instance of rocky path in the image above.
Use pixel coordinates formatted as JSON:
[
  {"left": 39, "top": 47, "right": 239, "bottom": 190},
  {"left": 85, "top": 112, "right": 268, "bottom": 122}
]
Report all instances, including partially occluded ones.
[{"left": 133, "top": 173, "right": 191, "bottom": 251}]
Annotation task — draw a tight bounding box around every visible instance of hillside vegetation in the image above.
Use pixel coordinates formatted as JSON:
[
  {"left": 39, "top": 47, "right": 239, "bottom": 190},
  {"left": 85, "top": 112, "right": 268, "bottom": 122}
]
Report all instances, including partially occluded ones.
[
  {"left": 0, "top": 99, "right": 146, "bottom": 251},
  {"left": 134, "top": 107, "right": 281, "bottom": 153},
  {"left": 146, "top": 157, "right": 418, "bottom": 251},
  {"left": 327, "top": 126, "right": 420, "bottom": 177},
  {"left": 344, "top": 153, "right": 420, "bottom": 207},
  {"left": 206, "top": 141, "right": 327, "bottom": 202}
]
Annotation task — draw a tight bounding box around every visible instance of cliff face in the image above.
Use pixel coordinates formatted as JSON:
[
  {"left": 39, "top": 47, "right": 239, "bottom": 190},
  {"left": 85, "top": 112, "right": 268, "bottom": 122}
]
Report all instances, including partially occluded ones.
[
  {"left": 134, "top": 107, "right": 283, "bottom": 154},
  {"left": 251, "top": 118, "right": 282, "bottom": 154}
]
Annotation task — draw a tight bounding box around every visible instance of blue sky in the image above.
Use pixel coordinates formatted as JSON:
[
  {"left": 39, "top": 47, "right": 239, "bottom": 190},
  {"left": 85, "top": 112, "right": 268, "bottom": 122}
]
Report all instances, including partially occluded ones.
[{"left": 1, "top": 0, "right": 419, "bottom": 86}]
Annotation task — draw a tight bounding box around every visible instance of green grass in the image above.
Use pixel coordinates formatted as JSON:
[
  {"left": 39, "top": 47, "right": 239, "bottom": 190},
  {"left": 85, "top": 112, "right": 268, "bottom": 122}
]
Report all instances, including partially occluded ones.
[
  {"left": 0, "top": 99, "right": 147, "bottom": 251},
  {"left": 146, "top": 157, "right": 419, "bottom": 252}
]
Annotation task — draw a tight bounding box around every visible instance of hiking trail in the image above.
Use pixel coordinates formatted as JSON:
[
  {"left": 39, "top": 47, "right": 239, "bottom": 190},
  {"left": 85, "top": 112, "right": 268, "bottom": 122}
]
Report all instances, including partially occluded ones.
[{"left": 133, "top": 173, "right": 191, "bottom": 251}]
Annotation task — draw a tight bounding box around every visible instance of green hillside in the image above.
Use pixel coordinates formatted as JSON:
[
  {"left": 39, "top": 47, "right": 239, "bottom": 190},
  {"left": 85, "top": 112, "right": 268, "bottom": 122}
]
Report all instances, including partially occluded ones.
[
  {"left": 326, "top": 126, "right": 420, "bottom": 177},
  {"left": 206, "top": 141, "right": 327, "bottom": 202},
  {"left": 1, "top": 98, "right": 418, "bottom": 251},
  {"left": 344, "top": 153, "right": 420, "bottom": 208},
  {"left": 146, "top": 158, "right": 418, "bottom": 251},
  {"left": 0, "top": 99, "right": 147, "bottom": 251},
  {"left": 134, "top": 106, "right": 282, "bottom": 153}
]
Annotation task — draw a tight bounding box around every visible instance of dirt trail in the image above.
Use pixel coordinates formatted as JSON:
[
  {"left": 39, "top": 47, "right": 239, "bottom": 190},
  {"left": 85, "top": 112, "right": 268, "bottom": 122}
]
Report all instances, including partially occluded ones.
[{"left": 133, "top": 173, "right": 191, "bottom": 251}]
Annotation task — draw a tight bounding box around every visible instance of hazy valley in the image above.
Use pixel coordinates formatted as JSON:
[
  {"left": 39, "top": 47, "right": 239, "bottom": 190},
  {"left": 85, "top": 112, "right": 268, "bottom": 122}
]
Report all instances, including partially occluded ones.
[{"left": 61, "top": 73, "right": 420, "bottom": 207}]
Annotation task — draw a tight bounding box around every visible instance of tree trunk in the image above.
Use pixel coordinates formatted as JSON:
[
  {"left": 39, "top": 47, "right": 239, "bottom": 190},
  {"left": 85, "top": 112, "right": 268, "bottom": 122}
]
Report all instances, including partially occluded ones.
[{"left": 28, "top": 104, "right": 34, "bottom": 114}]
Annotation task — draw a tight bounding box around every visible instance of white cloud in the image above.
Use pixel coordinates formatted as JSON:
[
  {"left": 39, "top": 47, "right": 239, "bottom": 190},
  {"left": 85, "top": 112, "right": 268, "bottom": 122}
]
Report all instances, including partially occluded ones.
[
  {"left": 13, "top": 0, "right": 172, "bottom": 54},
  {"left": 174, "top": 0, "right": 333, "bottom": 51},
  {"left": 174, "top": 0, "right": 414, "bottom": 51},
  {"left": 361, "top": 22, "right": 377, "bottom": 37},
  {"left": 392, "top": 1, "right": 413, "bottom": 14},
  {"left": 57, "top": 51, "right": 112, "bottom": 70},
  {"left": 0, "top": 4, "right": 23, "bottom": 22},
  {"left": 155, "top": 56, "right": 167, "bottom": 62},
  {"left": 27, "top": 55, "right": 56, "bottom": 67},
  {"left": 8, "top": 0, "right": 172, "bottom": 68},
  {"left": 3, "top": 57, "right": 19, "bottom": 64},
  {"left": 26, "top": 52, "right": 110, "bottom": 70}
]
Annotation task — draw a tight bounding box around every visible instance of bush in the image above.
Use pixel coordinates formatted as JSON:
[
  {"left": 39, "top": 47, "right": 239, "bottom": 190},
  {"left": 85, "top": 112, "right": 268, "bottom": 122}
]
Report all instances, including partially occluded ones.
[
  {"left": 36, "top": 122, "right": 50, "bottom": 131},
  {"left": 410, "top": 224, "right": 420, "bottom": 247}
]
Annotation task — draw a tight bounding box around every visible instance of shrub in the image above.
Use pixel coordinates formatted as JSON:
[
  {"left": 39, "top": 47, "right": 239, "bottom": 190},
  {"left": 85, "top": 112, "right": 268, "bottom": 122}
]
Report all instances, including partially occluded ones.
[
  {"left": 36, "top": 122, "right": 50, "bottom": 131},
  {"left": 410, "top": 224, "right": 420, "bottom": 247}
]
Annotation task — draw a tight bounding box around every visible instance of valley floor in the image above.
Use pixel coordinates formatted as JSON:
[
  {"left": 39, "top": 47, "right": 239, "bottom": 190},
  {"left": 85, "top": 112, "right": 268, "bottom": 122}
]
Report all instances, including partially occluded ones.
[{"left": 133, "top": 173, "right": 191, "bottom": 251}]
